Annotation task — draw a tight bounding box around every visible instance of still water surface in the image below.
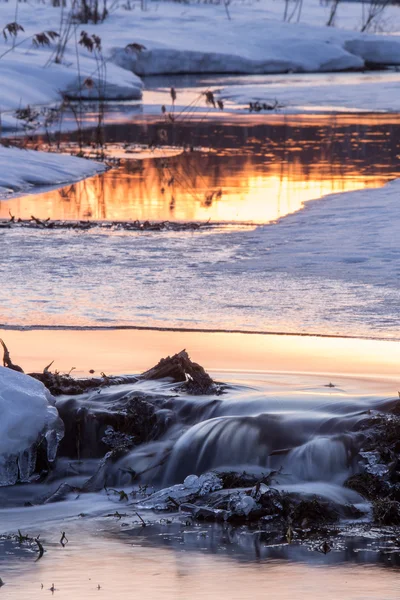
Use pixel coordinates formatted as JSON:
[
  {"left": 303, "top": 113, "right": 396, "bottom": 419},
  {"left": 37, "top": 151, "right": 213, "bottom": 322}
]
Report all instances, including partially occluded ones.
[{"left": 2, "top": 114, "right": 400, "bottom": 223}]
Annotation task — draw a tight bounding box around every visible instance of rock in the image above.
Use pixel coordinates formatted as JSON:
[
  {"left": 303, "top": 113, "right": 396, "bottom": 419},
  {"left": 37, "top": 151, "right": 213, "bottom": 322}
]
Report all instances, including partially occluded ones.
[
  {"left": 56, "top": 390, "right": 158, "bottom": 459},
  {"left": 218, "top": 470, "right": 273, "bottom": 489},
  {"left": 29, "top": 371, "right": 139, "bottom": 396},
  {"left": 43, "top": 483, "right": 77, "bottom": 504},
  {"left": 373, "top": 499, "right": 400, "bottom": 526},
  {"left": 290, "top": 497, "right": 339, "bottom": 527},
  {"left": 138, "top": 472, "right": 223, "bottom": 510},
  {"left": 344, "top": 473, "right": 389, "bottom": 500}
]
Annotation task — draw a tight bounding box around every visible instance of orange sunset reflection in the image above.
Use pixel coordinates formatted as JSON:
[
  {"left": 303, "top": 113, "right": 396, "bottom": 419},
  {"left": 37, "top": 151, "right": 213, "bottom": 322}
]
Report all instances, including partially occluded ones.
[{"left": 0, "top": 151, "right": 390, "bottom": 224}]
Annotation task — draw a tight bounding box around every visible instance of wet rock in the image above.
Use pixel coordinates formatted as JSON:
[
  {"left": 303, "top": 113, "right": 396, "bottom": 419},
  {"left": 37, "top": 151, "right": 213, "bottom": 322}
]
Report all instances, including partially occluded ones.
[
  {"left": 372, "top": 499, "right": 400, "bottom": 526},
  {"left": 359, "top": 450, "right": 389, "bottom": 478},
  {"left": 351, "top": 410, "right": 400, "bottom": 501},
  {"left": 344, "top": 472, "right": 389, "bottom": 500},
  {"left": 56, "top": 390, "right": 158, "bottom": 459},
  {"left": 140, "top": 349, "right": 219, "bottom": 395},
  {"left": 228, "top": 492, "right": 258, "bottom": 518},
  {"left": 43, "top": 483, "right": 78, "bottom": 504},
  {"left": 180, "top": 502, "right": 228, "bottom": 522},
  {"left": 82, "top": 448, "right": 128, "bottom": 492},
  {"left": 290, "top": 497, "right": 339, "bottom": 527},
  {"left": 217, "top": 470, "right": 273, "bottom": 489}
]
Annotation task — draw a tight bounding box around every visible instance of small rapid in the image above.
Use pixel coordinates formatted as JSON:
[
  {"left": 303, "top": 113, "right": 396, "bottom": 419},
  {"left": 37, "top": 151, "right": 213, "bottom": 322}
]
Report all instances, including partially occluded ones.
[
  {"left": 0, "top": 366, "right": 397, "bottom": 513},
  {"left": 107, "top": 378, "right": 395, "bottom": 506}
]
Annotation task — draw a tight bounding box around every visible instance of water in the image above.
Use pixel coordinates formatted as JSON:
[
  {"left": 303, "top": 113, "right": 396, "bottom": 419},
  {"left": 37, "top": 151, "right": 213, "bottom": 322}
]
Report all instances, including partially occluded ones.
[
  {"left": 2, "top": 81, "right": 400, "bottom": 597},
  {"left": 1, "top": 519, "right": 399, "bottom": 600},
  {"left": 1, "top": 114, "right": 400, "bottom": 337},
  {"left": 0, "top": 373, "right": 399, "bottom": 599},
  {"left": 0, "top": 373, "right": 394, "bottom": 507},
  {"left": 2, "top": 113, "right": 400, "bottom": 223}
]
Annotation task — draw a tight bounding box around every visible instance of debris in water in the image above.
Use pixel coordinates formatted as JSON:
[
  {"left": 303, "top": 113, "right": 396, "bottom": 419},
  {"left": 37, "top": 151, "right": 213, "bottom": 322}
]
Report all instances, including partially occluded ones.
[{"left": 140, "top": 349, "right": 220, "bottom": 395}]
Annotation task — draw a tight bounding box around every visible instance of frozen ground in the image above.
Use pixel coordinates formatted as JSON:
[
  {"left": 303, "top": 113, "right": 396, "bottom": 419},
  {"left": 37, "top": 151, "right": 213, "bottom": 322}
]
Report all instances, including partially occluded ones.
[
  {"left": 1, "top": 179, "right": 400, "bottom": 339},
  {"left": 0, "top": 146, "right": 106, "bottom": 199},
  {"left": 2, "top": 0, "right": 400, "bottom": 124}
]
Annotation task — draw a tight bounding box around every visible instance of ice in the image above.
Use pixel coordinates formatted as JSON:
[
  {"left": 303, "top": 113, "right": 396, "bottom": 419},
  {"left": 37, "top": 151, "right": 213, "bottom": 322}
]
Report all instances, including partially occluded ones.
[
  {"left": 360, "top": 451, "right": 389, "bottom": 477},
  {"left": 138, "top": 472, "right": 223, "bottom": 510},
  {"left": 220, "top": 71, "right": 400, "bottom": 114},
  {"left": 0, "top": 367, "right": 64, "bottom": 486}
]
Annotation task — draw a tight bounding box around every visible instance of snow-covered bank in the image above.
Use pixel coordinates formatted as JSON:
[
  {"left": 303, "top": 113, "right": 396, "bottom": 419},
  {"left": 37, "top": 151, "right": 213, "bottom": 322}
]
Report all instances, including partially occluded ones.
[
  {"left": 0, "top": 367, "right": 63, "bottom": 486},
  {"left": 0, "top": 53, "right": 143, "bottom": 116},
  {"left": 101, "top": 2, "right": 400, "bottom": 75},
  {"left": 0, "top": 5, "right": 143, "bottom": 119},
  {"left": 2, "top": 1, "right": 400, "bottom": 121},
  {"left": 0, "top": 146, "right": 107, "bottom": 199}
]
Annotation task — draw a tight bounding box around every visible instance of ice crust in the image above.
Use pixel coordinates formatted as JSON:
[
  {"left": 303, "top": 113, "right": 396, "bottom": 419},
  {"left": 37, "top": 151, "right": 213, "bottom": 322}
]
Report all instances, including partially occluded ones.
[{"left": 0, "top": 367, "right": 63, "bottom": 486}]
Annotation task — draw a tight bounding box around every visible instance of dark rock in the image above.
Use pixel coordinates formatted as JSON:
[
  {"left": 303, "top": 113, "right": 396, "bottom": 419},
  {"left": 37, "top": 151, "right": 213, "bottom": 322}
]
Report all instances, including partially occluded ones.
[
  {"left": 43, "top": 483, "right": 78, "bottom": 504},
  {"left": 290, "top": 497, "right": 339, "bottom": 527},
  {"left": 373, "top": 499, "right": 400, "bottom": 525},
  {"left": 344, "top": 472, "right": 389, "bottom": 500},
  {"left": 82, "top": 448, "right": 128, "bottom": 492},
  {"left": 56, "top": 390, "right": 158, "bottom": 459},
  {"left": 180, "top": 502, "right": 228, "bottom": 522},
  {"left": 218, "top": 471, "right": 273, "bottom": 489}
]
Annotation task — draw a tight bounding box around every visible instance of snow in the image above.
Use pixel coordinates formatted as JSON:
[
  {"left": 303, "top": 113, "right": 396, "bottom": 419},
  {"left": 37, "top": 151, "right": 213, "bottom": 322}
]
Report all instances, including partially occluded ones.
[
  {"left": 0, "top": 367, "right": 63, "bottom": 486},
  {"left": 0, "top": 53, "right": 143, "bottom": 115},
  {"left": 101, "top": 1, "right": 400, "bottom": 76},
  {"left": 2, "top": 0, "right": 400, "bottom": 119},
  {"left": 0, "top": 146, "right": 107, "bottom": 198},
  {"left": 0, "top": 4, "right": 143, "bottom": 118}
]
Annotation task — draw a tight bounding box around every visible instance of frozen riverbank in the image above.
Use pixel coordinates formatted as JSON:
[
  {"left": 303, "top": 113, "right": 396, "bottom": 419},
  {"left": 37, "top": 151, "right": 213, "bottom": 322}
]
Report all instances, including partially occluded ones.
[
  {"left": 3, "top": 0, "right": 400, "bottom": 125},
  {"left": 0, "top": 146, "right": 106, "bottom": 199}
]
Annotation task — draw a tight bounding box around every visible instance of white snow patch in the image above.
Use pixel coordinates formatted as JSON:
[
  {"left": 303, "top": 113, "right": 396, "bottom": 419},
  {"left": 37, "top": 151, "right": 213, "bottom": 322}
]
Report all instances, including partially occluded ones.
[{"left": 0, "top": 146, "right": 106, "bottom": 198}]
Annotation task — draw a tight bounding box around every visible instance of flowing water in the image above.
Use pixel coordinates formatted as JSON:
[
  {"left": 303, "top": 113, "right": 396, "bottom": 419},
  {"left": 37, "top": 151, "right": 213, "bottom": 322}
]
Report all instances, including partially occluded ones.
[{"left": 0, "top": 372, "right": 399, "bottom": 598}]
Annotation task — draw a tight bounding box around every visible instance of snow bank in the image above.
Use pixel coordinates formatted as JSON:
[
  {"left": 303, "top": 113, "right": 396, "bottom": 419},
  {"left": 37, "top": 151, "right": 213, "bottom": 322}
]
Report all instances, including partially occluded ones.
[
  {"left": 99, "top": 2, "right": 400, "bottom": 76},
  {"left": 344, "top": 39, "right": 400, "bottom": 66},
  {"left": 2, "top": 0, "right": 400, "bottom": 119},
  {"left": 0, "top": 367, "right": 63, "bottom": 486},
  {"left": 0, "top": 146, "right": 106, "bottom": 198},
  {"left": 111, "top": 40, "right": 362, "bottom": 76},
  {"left": 0, "top": 54, "right": 143, "bottom": 115},
  {"left": 0, "top": 4, "right": 143, "bottom": 117}
]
